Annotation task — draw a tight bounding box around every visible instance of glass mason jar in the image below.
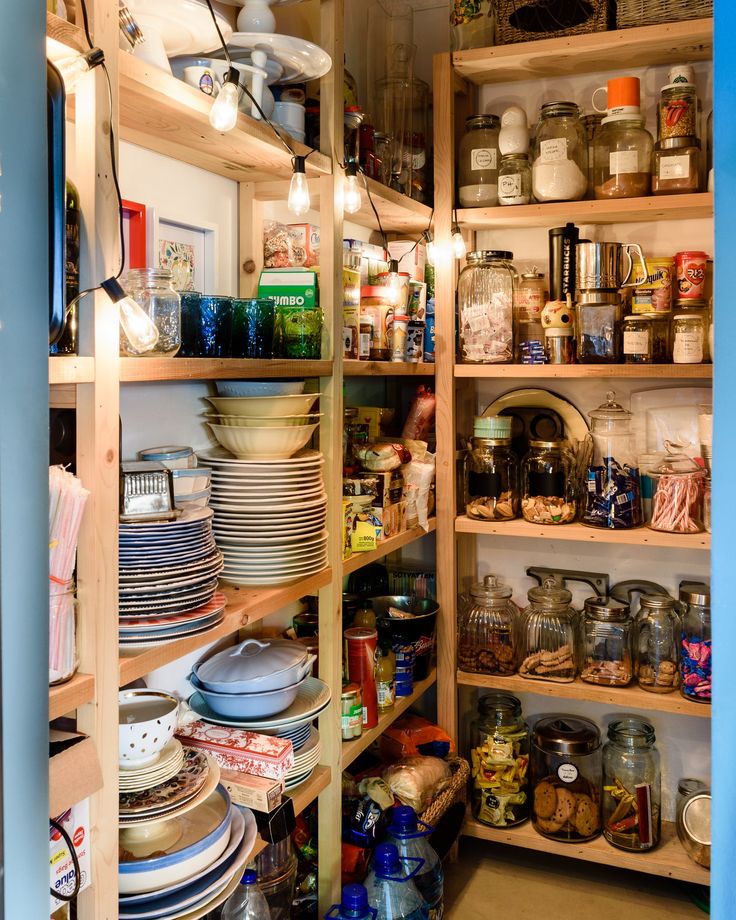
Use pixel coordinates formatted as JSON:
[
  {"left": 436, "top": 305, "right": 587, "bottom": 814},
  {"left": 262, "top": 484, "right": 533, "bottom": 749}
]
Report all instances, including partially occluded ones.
[
  {"left": 122, "top": 268, "right": 181, "bottom": 356},
  {"left": 457, "top": 250, "right": 515, "bottom": 364},
  {"left": 531, "top": 715, "right": 601, "bottom": 842},
  {"left": 471, "top": 693, "right": 530, "bottom": 828},
  {"left": 458, "top": 574, "right": 520, "bottom": 675},
  {"left": 519, "top": 578, "right": 577, "bottom": 683},
  {"left": 521, "top": 439, "right": 576, "bottom": 525},
  {"left": 583, "top": 392, "right": 643, "bottom": 530},
  {"left": 622, "top": 313, "right": 653, "bottom": 364},
  {"left": 576, "top": 294, "right": 624, "bottom": 364},
  {"left": 49, "top": 582, "right": 78, "bottom": 686},
  {"left": 458, "top": 115, "right": 501, "bottom": 208},
  {"left": 594, "top": 116, "right": 653, "bottom": 199},
  {"left": 649, "top": 445, "right": 706, "bottom": 534},
  {"left": 672, "top": 312, "right": 705, "bottom": 364},
  {"left": 464, "top": 436, "right": 518, "bottom": 521},
  {"left": 635, "top": 594, "right": 682, "bottom": 694},
  {"left": 580, "top": 596, "right": 633, "bottom": 686},
  {"left": 532, "top": 102, "right": 587, "bottom": 203},
  {"left": 498, "top": 153, "right": 532, "bottom": 206},
  {"left": 603, "top": 719, "right": 661, "bottom": 851},
  {"left": 652, "top": 137, "right": 701, "bottom": 195},
  {"left": 679, "top": 582, "right": 711, "bottom": 704}
]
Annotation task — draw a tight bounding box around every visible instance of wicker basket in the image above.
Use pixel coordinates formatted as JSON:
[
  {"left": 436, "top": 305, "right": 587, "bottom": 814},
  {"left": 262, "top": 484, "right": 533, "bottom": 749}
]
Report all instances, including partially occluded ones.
[
  {"left": 419, "top": 757, "right": 470, "bottom": 827},
  {"left": 494, "top": 0, "right": 612, "bottom": 45},
  {"left": 616, "top": 0, "right": 712, "bottom": 29}
]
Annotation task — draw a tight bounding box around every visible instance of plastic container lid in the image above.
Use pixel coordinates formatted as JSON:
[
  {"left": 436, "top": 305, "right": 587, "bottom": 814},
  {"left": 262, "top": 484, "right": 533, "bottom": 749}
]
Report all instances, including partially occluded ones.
[
  {"left": 372, "top": 843, "right": 401, "bottom": 876},
  {"left": 340, "top": 884, "right": 370, "bottom": 914},
  {"left": 195, "top": 638, "right": 308, "bottom": 686},
  {"left": 533, "top": 715, "right": 600, "bottom": 755},
  {"left": 241, "top": 869, "right": 258, "bottom": 885},
  {"left": 473, "top": 415, "right": 513, "bottom": 437},
  {"left": 138, "top": 445, "right": 193, "bottom": 460},
  {"left": 387, "top": 805, "right": 420, "bottom": 837}
]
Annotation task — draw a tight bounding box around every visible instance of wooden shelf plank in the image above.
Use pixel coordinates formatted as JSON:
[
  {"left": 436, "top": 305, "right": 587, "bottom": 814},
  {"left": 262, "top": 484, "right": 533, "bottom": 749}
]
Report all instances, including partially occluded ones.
[
  {"left": 457, "top": 193, "right": 712, "bottom": 230},
  {"left": 119, "top": 358, "right": 333, "bottom": 382},
  {"left": 342, "top": 670, "right": 437, "bottom": 770},
  {"left": 455, "top": 516, "right": 711, "bottom": 550},
  {"left": 49, "top": 356, "right": 96, "bottom": 385},
  {"left": 453, "top": 19, "right": 713, "bottom": 85},
  {"left": 343, "top": 520, "right": 436, "bottom": 576},
  {"left": 454, "top": 363, "right": 712, "bottom": 380},
  {"left": 344, "top": 360, "right": 435, "bottom": 377},
  {"left": 49, "top": 673, "right": 95, "bottom": 721},
  {"left": 46, "top": 11, "right": 87, "bottom": 53},
  {"left": 457, "top": 671, "right": 710, "bottom": 718},
  {"left": 463, "top": 816, "right": 709, "bottom": 886},
  {"left": 119, "top": 572, "right": 332, "bottom": 686}
]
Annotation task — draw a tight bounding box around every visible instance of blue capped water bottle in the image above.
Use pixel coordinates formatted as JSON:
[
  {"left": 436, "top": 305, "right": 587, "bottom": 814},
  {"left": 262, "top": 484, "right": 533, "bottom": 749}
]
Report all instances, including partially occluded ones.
[
  {"left": 221, "top": 869, "right": 272, "bottom": 920},
  {"left": 364, "top": 843, "right": 429, "bottom": 920},
  {"left": 325, "top": 884, "right": 377, "bottom": 920},
  {"left": 386, "top": 806, "right": 444, "bottom": 920}
]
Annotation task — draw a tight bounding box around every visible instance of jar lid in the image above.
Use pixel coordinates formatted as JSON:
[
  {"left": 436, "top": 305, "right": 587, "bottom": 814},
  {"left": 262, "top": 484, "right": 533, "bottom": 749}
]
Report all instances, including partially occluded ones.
[
  {"left": 533, "top": 715, "right": 600, "bottom": 755},
  {"left": 678, "top": 777, "right": 708, "bottom": 797},
  {"left": 473, "top": 414, "right": 513, "bottom": 438},
  {"left": 527, "top": 576, "right": 572, "bottom": 607},
  {"left": 681, "top": 794, "right": 711, "bottom": 845},
  {"left": 529, "top": 439, "right": 565, "bottom": 449},
  {"left": 664, "top": 64, "right": 695, "bottom": 89},
  {"left": 657, "top": 136, "right": 701, "bottom": 150},
  {"left": 341, "top": 682, "right": 361, "bottom": 699},
  {"left": 587, "top": 391, "right": 632, "bottom": 422},
  {"left": 466, "top": 114, "right": 500, "bottom": 129},
  {"left": 673, "top": 313, "right": 704, "bottom": 322},
  {"left": 472, "top": 437, "right": 512, "bottom": 448},
  {"left": 601, "top": 113, "right": 645, "bottom": 126},
  {"left": 361, "top": 285, "right": 394, "bottom": 299},
  {"left": 675, "top": 299, "right": 708, "bottom": 308},
  {"left": 344, "top": 407, "right": 359, "bottom": 419},
  {"left": 639, "top": 593, "right": 676, "bottom": 609},
  {"left": 501, "top": 152, "right": 529, "bottom": 161},
  {"left": 521, "top": 270, "right": 545, "bottom": 280},
  {"left": 478, "top": 692, "right": 522, "bottom": 722},
  {"left": 467, "top": 250, "right": 514, "bottom": 262},
  {"left": 584, "top": 595, "right": 630, "bottom": 621},
  {"left": 623, "top": 314, "right": 652, "bottom": 323},
  {"left": 540, "top": 101, "right": 580, "bottom": 118},
  {"left": 679, "top": 581, "right": 710, "bottom": 606},
  {"left": 471, "top": 574, "right": 513, "bottom": 601},
  {"left": 650, "top": 442, "right": 704, "bottom": 476},
  {"left": 607, "top": 717, "right": 655, "bottom": 745}
]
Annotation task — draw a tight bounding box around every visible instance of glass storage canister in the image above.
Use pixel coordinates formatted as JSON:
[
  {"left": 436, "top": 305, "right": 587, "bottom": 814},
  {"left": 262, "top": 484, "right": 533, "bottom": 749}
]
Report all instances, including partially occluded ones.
[
  {"left": 658, "top": 65, "right": 699, "bottom": 141},
  {"left": 635, "top": 593, "right": 681, "bottom": 694},
  {"left": 583, "top": 392, "right": 643, "bottom": 530},
  {"left": 520, "top": 439, "right": 576, "bottom": 524},
  {"left": 672, "top": 312, "right": 705, "bottom": 364},
  {"left": 649, "top": 444, "right": 706, "bottom": 534},
  {"left": 457, "top": 250, "right": 515, "bottom": 364},
  {"left": 652, "top": 137, "right": 701, "bottom": 195},
  {"left": 122, "top": 268, "right": 181, "bottom": 356},
  {"left": 519, "top": 577, "right": 577, "bottom": 683},
  {"left": 603, "top": 719, "right": 661, "bottom": 852},
  {"left": 622, "top": 313, "right": 653, "bottom": 364},
  {"left": 580, "top": 596, "right": 633, "bottom": 686},
  {"left": 360, "top": 286, "right": 395, "bottom": 361},
  {"left": 593, "top": 116, "right": 653, "bottom": 199},
  {"left": 679, "top": 582, "right": 711, "bottom": 703},
  {"left": 458, "top": 115, "right": 501, "bottom": 208},
  {"left": 464, "top": 435, "right": 518, "bottom": 522},
  {"left": 471, "top": 692, "right": 530, "bottom": 829},
  {"left": 532, "top": 102, "right": 588, "bottom": 203},
  {"left": 458, "top": 574, "right": 520, "bottom": 675},
  {"left": 514, "top": 270, "right": 547, "bottom": 359},
  {"left": 531, "top": 715, "right": 601, "bottom": 842},
  {"left": 498, "top": 153, "right": 532, "bottom": 206}
]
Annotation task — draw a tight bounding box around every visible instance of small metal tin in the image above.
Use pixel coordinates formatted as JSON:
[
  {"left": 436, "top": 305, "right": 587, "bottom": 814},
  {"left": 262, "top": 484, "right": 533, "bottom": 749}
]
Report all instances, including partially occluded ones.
[
  {"left": 678, "top": 791, "right": 711, "bottom": 868},
  {"left": 120, "top": 461, "right": 177, "bottom": 522}
]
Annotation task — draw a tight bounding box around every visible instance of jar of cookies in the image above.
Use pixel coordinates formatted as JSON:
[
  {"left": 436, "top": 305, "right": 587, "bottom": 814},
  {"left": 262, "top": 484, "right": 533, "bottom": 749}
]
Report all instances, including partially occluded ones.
[
  {"left": 519, "top": 578, "right": 578, "bottom": 683},
  {"left": 520, "top": 440, "right": 576, "bottom": 525},
  {"left": 580, "top": 595, "right": 634, "bottom": 686},
  {"left": 603, "top": 718, "right": 661, "bottom": 851},
  {"left": 458, "top": 575, "right": 520, "bottom": 675},
  {"left": 531, "top": 715, "right": 601, "bottom": 842},
  {"left": 471, "top": 693, "right": 530, "bottom": 828},
  {"left": 635, "top": 594, "right": 682, "bottom": 694},
  {"left": 464, "top": 436, "right": 519, "bottom": 522}
]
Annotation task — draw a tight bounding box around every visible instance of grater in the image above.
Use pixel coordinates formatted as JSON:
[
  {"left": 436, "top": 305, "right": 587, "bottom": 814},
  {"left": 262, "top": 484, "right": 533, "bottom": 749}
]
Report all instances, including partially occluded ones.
[{"left": 120, "top": 461, "right": 178, "bottom": 522}]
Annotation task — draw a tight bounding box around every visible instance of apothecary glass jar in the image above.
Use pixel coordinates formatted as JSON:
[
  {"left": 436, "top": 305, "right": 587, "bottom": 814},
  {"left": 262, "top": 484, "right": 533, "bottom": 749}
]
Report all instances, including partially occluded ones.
[
  {"left": 594, "top": 116, "right": 653, "bottom": 199},
  {"left": 635, "top": 594, "right": 681, "bottom": 694},
  {"left": 457, "top": 250, "right": 515, "bottom": 364},
  {"left": 580, "top": 596, "right": 633, "bottom": 686},
  {"left": 532, "top": 102, "right": 587, "bottom": 203},
  {"left": 459, "top": 115, "right": 501, "bottom": 208},
  {"left": 498, "top": 153, "right": 532, "bottom": 206},
  {"left": 521, "top": 439, "right": 576, "bottom": 524},
  {"left": 603, "top": 719, "right": 661, "bottom": 851},
  {"left": 679, "top": 582, "right": 711, "bottom": 703},
  {"left": 531, "top": 715, "right": 601, "bottom": 842},
  {"left": 458, "top": 575, "right": 520, "bottom": 675},
  {"left": 471, "top": 693, "right": 530, "bottom": 828},
  {"left": 519, "top": 578, "right": 577, "bottom": 682},
  {"left": 123, "top": 268, "right": 181, "bottom": 356},
  {"left": 649, "top": 445, "right": 705, "bottom": 534},
  {"left": 464, "top": 437, "right": 518, "bottom": 521}
]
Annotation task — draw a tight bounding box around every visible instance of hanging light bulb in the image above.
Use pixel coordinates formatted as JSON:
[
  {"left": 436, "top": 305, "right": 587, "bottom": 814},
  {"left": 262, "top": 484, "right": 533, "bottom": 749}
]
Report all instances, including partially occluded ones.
[
  {"left": 424, "top": 230, "right": 436, "bottom": 267},
  {"left": 209, "top": 68, "right": 240, "bottom": 132},
  {"left": 49, "top": 46, "right": 105, "bottom": 91},
  {"left": 288, "top": 156, "right": 311, "bottom": 216},
  {"left": 451, "top": 226, "right": 467, "bottom": 260},
  {"left": 101, "top": 278, "right": 159, "bottom": 354},
  {"left": 343, "top": 162, "right": 362, "bottom": 214},
  {"left": 384, "top": 258, "right": 405, "bottom": 307}
]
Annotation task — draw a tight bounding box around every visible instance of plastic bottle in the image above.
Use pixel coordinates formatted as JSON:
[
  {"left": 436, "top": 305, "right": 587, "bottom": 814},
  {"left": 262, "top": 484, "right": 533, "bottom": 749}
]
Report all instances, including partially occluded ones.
[
  {"left": 375, "top": 644, "right": 396, "bottom": 713},
  {"left": 221, "top": 869, "right": 272, "bottom": 920},
  {"left": 385, "top": 807, "right": 443, "bottom": 920},
  {"left": 325, "top": 884, "right": 376, "bottom": 920},
  {"left": 364, "top": 843, "right": 428, "bottom": 920}
]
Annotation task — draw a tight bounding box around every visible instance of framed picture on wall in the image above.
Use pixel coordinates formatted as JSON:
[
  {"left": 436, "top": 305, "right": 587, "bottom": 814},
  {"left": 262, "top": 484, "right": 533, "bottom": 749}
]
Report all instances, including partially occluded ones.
[
  {"left": 146, "top": 210, "right": 218, "bottom": 293},
  {"left": 122, "top": 199, "right": 147, "bottom": 275}
]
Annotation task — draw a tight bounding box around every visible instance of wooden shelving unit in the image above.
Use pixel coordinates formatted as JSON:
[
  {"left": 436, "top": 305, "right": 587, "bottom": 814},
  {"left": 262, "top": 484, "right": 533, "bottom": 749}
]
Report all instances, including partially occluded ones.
[
  {"left": 119, "top": 357, "right": 333, "bottom": 382},
  {"left": 344, "top": 359, "right": 435, "bottom": 376},
  {"left": 455, "top": 363, "right": 712, "bottom": 380},
  {"left": 48, "top": 356, "right": 96, "bottom": 385},
  {"left": 343, "top": 520, "right": 436, "bottom": 576},
  {"left": 49, "top": 672, "right": 95, "bottom": 721}
]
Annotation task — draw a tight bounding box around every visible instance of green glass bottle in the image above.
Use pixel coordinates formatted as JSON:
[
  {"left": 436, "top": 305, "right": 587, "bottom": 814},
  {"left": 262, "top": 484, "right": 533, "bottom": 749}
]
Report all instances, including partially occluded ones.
[{"left": 50, "top": 179, "right": 80, "bottom": 355}]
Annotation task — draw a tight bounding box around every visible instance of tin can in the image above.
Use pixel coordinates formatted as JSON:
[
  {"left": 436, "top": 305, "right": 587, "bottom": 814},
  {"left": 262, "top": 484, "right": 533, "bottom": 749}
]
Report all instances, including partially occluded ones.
[
  {"left": 406, "top": 321, "right": 425, "bottom": 362},
  {"left": 345, "top": 627, "right": 378, "bottom": 727},
  {"left": 675, "top": 251, "right": 708, "bottom": 300},
  {"left": 632, "top": 258, "right": 674, "bottom": 313},
  {"left": 341, "top": 683, "right": 363, "bottom": 740},
  {"left": 407, "top": 280, "right": 427, "bottom": 321}
]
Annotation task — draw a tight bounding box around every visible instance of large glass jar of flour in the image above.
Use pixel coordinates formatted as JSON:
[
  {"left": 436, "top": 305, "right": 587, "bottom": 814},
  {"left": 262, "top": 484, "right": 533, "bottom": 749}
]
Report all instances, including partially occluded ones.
[{"left": 459, "top": 115, "right": 501, "bottom": 208}]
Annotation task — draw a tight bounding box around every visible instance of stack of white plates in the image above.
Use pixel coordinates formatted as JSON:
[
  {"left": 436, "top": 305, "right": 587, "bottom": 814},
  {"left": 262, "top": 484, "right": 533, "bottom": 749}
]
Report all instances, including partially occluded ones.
[
  {"left": 284, "top": 726, "right": 321, "bottom": 790},
  {"left": 119, "top": 740, "right": 186, "bottom": 794},
  {"left": 198, "top": 448, "right": 328, "bottom": 586}
]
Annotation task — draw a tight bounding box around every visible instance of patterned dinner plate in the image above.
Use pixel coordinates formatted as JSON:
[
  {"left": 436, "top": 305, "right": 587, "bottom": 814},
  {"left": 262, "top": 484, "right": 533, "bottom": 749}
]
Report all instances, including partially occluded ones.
[{"left": 119, "top": 748, "right": 210, "bottom": 817}]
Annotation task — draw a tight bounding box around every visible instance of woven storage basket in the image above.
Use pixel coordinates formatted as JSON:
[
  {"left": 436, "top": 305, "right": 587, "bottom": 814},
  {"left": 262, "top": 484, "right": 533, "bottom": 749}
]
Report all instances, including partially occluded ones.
[
  {"left": 616, "top": 0, "right": 712, "bottom": 29},
  {"left": 419, "top": 757, "right": 470, "bottom": 827},
  {"left": 494, "top": 0, "right": 612, "bottom": 45}
]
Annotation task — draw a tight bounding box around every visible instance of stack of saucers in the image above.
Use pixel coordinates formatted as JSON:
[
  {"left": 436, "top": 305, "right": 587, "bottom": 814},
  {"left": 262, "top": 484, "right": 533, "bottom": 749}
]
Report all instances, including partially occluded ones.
[{"left": 284, "top": 726, "right": 321, "bottom": 789}]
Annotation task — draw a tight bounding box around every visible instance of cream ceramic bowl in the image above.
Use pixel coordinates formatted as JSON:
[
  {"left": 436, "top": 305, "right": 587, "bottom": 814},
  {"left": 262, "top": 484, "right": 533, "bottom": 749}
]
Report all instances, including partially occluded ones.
[
  {"left": 206, "top": 393, "right": 320, "bottom": 417},
  {"left": 119, "top": 690, "right": 179, "bottom": 770},
  {"left": 215, "top": 380, "right": 305, "bottom": 397},
  {"left": 205, "top": 413, "right": 322, "bottom": 429},
  {"left": 208, "top": 422, "right": 318, "bottom": 460}
]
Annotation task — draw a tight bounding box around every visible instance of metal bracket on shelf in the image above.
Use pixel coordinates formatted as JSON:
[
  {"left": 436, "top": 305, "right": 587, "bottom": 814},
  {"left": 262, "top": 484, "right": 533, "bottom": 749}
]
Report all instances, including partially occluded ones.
[{"left": 526, "top": 566, "right": 609, "bottom": 597}]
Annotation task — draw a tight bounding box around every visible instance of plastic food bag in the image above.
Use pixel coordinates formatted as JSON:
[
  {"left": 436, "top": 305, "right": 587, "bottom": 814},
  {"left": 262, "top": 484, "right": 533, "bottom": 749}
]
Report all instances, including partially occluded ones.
[
  {"left": 263, "top": 220, "right": 294, "bottom": 268},
  {"left": 403, "top": 453, "right": 436, "bottom": 530},
  {"left": 380, "top": 715, "right": 456, "bottom": 761},
  {"left": 402, "top": 386, "right": 436, "bottom": 441},
  {"left": 383, "top": 755, "right": 452, "bottom": 812},
  {"left": 356, "top": 443, "right": 412, "bottom": 472}
]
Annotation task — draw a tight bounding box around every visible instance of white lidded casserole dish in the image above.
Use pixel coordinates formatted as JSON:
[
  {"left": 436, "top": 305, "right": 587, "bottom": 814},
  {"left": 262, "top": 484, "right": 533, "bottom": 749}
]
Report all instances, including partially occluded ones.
[{"left": 193, "top": 638, "right": 315, "bottom": 694}]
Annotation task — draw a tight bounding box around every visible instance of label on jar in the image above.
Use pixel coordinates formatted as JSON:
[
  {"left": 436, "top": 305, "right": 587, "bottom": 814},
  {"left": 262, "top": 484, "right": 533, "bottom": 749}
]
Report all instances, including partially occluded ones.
[
  {"left": 540, "top": 137, "right": 568, "bottom": 162},
  {"left": 557, "top": 763, "right": 579, "bottom": 784},
  {"left": 359, "top": 332, "right": 371, "bottom": 358},
  {"left": 609, "top": 149, "right": 639, "bottom": 174},
  {"left": 673, "top": 329, "right": 703, "bottom": 363},
  {"left": 499, "top": 173, "right": 522, "bottom": 197},
  {"left": 515, "top": 289, "right": 545, "bottom": 322},
  {"left": 471, "top": 147, "right": 497, "bottom": 171},
  {"left": 468, "top": 470, "right": 503, "bottom": 498},
  {"left": 658, "top": 154, "right": 690, "bottom": 180},
  {"left": 623, "top": 329, "right": 650, "bottom": 354},
  {"left": 528, "top": 471, "right": 565, "bottom": 498}
]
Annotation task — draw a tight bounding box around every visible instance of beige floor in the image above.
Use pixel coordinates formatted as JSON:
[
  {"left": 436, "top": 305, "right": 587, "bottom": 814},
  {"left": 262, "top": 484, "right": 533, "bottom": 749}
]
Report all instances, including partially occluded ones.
[{"left": 444, "top": 839, "right": 708, "bottom": 919}]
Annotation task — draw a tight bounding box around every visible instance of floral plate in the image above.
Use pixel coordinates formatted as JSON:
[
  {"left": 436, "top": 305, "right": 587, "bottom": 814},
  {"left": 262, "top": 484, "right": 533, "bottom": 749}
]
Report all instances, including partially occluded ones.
[{"left": 120, "top": 748, "right": 209, "bottom": 817}]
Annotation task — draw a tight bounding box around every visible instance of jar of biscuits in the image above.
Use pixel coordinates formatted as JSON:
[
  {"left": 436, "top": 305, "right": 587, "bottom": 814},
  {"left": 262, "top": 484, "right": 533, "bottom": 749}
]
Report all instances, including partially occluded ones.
[
  {"left": 603, "top": 718, "right": 661, "bottom": 851},
  {"left": 580, "top": 595, "right": 633, "bottom": 686},
  {"left": 520, "top": 440, "right": 576, "bottom": 525},
  {"left": 531, "top": 715, "right": 601, "bottom": 842},
  {"left": 519, "top": 578, "right": 578, "bottom": 683},
  {"left": 635, "top": 594, "right": 681, "bottom": 694},
  {"left": 471, "top": 693, "right": 530, "bottom": 828},
  {"left": 464, "top": 436, "right": 519, "bottom": 522},
  {"left": 458, "top": 575, "right": 520, "bottom": 675}
]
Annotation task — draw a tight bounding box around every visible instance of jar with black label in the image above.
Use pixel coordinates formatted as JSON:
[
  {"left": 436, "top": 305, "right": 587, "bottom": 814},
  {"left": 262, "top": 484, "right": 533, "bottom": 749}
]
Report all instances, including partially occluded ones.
[
  {"left": 464, "top": 436, "right": 519, "bottom": 522},
  {"left": 520, "top": 440, "right": 576, "bottom": 524},
  {"left": 531, "top": 715, "right": 602, "bottom": 842},
  {"left": 459, "top": 115, "right": 501, "bottom": 208},
  {"left": 603, "top": 719, "right": 661, "bottom": 851},
  {"left": 622, "top": 314, "right": 653, "bottom": 364}
]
